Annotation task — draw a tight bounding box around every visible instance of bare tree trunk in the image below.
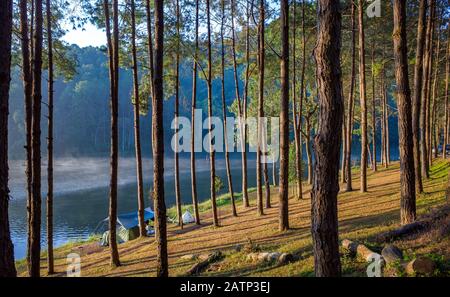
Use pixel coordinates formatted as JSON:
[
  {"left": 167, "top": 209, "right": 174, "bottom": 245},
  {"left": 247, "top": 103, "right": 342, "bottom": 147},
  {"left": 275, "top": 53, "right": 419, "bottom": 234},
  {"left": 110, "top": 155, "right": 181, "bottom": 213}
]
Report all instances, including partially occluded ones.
[
  {"left": 358, "top": 0, "right": 368, "bottom": 193},
  {"left": 292, "top": 0, "right": 303, "bottom": 199},
  {"left": 174, "top": 0, "right": 183, "bottom": 229},
  {"left": 384, "top": 77, "right": 390, "bottom": 167},
  {"left": 279, "top": 0, "right": 289, "bottom": 231},
  {"left": 393, "top": 0, "right": 416, "bottom": 225},
  {"left": 305, "top": 118, "right": 313, "bottom": 185},
  {"left": 345, "top": 1, "right": 356, "bottom": 192},
  {"left": 341, "top": 115, "right": 346, "bottom": 183},
  {"left": 0, "top": 0, "right": 16, "bottom": 277},
  {"left": 444, "top": 29, "right": 449, "bottom": 159},
  {"left": 153, "top": 0, "right": 168, "bottom": 277},
  {"left": 19, "top": 0, "right": 33, "bottom": 272},
  {"left": 30, "top": 0, "right": 43, "bottom": 278},
  {"left": 46, "top": 0, "right": 54, "bottom": 275},
  {"left": 221, "top": 0, "right": 236, "bottom": 217},
  {"left": 190, "top": 0, "right": 200, "bottom": 224},
  {"left": 130, "top": 0, "right": 146, "bottom": 237},
  {"left": 412, "top": 0, "right": 426, "bottom": 193},
  {"left": 272, "top": 161, "right": 277, "bottom": 186},
  {"left": 426, "top": 9, "right": 436, "bottom": 167},
  {"left": 371, "top": 40, "right": 377, "bottom": 172},
  {"left": 311, "top": 0, "right": 343, "bottom": 277},
  {"left": 242, "top": 0, "right": 251, "bottom": 208},
  {"left": 421, "top": 0, "right": 434, "bottom": 179},
  {"left": 206, "top": 0, "right": 218, "bottom": 227},
  {"left": 103, "top": 0, "right": 120, "bottom": 267},
  {"left": 256, "top": 0, "right": 265, "bottom": 216},
  {"left": 230, "top": 0, "right": 246, "bottom": 210},
  {"left": 430, "top": 15, "right": 442, "bottom": 163}
]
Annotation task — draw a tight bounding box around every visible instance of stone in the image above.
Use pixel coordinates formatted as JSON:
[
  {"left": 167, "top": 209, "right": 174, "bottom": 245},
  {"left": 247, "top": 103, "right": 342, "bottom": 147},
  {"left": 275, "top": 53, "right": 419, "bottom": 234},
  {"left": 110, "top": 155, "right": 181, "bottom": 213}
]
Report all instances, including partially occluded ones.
[
  {"left": 381, "top": 244, "right": 403, "bottom": 264},
  {"left": 405, "top": 257, "right": 436, "bottom": 275}
]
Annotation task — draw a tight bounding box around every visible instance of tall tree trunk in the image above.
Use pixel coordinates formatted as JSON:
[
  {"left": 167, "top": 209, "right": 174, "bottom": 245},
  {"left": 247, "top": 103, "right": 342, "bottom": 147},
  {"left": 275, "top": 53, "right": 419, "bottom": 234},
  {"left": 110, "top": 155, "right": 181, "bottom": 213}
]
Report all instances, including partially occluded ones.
[
  {"left": 311, "top": 0, "right": 343, "bottom": 277},
  {"left": 190, "top": 0, "right": 200, "bottom": 224},
  {"left": 305, "top": 118, "right": 313, "bottom": 185},
  {"left": 279, "top": 0, "right": 289, "bottom": 231},
  {"left": 19, "top": 0, "right": 33, "bottom": 272},
  {"left": 444, "top": 29, "right": 449, "bottom": 160},
  {"left": 430, "top": 15, "right": 442, "bottom": 163},
  {"left": 174, "top": 0, "right": 183, "bottom": 229},
  {"left": 103, "top": 0, "right": 120, "bottom": 267},
  {"left": 412, "top": 0, "right": 426, "bottom": 193},
  {"left": 221, "top": 0, "right": 236, "bottom": 217},
  {"left": 46, "top": 0, "right": 54, "bottom": 275},
  {"left": 206, "top": 0, "right": 218, "bottom": 227},
  {"left": 256, "top": 0, "right": 265, "bottom": 216},
  {"left": 153, "top": 0, "right": 168, "bottom": 277},
  {"left": 358, "top": 0, "right": 368, "bottom": 193},
  {"left": 341, "top": 114, "right": 347, "bottom": 183},
  {"left": 131, "top": 0, "right": 146, "bottom": 236},
  {"left": 426, "top": 9, "right": 436, "bottom": 167},
  {"left": 393, "top": 0, "right": 416, "bottom": 225},
  {"left": 292, "top": 0, "right": 303, "bottom": 199},
  {"left": 371, "top": 40, "right": 377, "bottom": 172},
  {"left": 421, "top": 0, "right": 434, "bottom": 179},
  {"left": 242, "top": 0, "right": 251, "bottom": 208},
  {"left": 345, "top": 1, "right": 356, "bottom": 192},
  {"left": 384, "top": 73, "right": 390, "bottom": 167},
  {"left": 30, "top": 0, "right": 43, "bottom": 278},
  {"left": 230, "top": 0, "right": 246, "bottom": 210},
  {"left": 0, "top": 0, "right": 16, "bottom": 278}
]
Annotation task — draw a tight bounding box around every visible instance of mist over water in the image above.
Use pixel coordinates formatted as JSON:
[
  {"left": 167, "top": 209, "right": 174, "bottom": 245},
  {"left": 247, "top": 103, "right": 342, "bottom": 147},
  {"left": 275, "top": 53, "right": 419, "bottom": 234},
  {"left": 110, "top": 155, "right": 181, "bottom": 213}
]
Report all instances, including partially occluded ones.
[{"left": 8, "top": 156, "right": 258, "bottom": 260}]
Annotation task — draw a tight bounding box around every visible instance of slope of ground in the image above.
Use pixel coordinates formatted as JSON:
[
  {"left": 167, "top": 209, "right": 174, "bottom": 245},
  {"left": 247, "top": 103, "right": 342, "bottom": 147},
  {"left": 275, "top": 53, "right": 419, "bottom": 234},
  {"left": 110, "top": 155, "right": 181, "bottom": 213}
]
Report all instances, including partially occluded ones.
[{"left": 16, "top": 159, "right": 450, "bottom": 277}]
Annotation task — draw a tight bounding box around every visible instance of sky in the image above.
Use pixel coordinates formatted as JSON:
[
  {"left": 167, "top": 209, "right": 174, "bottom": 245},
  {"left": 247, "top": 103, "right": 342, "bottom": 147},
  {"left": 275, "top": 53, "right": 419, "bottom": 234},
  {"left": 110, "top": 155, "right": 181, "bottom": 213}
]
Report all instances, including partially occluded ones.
[{"left": 62, "top": 23, "right": 107, "bottom": 48}]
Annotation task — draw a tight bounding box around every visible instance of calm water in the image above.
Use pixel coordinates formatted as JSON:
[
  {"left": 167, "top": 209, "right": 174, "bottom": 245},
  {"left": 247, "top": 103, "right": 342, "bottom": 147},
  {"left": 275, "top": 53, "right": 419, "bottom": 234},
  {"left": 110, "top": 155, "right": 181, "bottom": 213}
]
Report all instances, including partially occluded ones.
[
  {"left": 8, "top": 156, "right": 259, "bottom": 260},
  {"left": 8, "top": 148, "right": 399, "bottom": 260}
]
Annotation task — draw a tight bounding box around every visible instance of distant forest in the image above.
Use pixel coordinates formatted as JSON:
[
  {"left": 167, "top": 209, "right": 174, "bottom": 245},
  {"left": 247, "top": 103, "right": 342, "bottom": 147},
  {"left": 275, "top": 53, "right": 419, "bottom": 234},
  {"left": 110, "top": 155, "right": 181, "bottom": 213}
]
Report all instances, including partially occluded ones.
[{"left": 8, "top": 45, "right": 399, "bottom": 159}]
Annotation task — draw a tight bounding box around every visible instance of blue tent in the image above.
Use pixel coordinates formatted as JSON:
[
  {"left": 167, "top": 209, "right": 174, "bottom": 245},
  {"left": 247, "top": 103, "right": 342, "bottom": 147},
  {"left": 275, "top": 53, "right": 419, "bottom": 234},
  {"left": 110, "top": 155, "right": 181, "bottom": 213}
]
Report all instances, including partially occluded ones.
[{"left": 117, "top": 207, "right": 154, "bottom": 229}]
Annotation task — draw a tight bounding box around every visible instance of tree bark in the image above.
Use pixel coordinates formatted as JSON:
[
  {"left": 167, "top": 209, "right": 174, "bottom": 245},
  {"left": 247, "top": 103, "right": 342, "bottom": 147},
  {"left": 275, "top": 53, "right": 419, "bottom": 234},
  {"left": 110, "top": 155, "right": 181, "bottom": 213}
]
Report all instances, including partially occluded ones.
[
  {"left": 412, "top": 0, "right": 426, "bottom": 193},
  {"left": 231, "top": 0, "right": 246, "bottom": 210},
  {"left": 19, "top": 0, "right": 33, "bottom": 272},
  {"left": 444, "top": 29, "right": 449, "bottom": 160},
  {"left": 358, "top": 0, "right": 368, "bottom": 193},
  {"left": 393, "top": 0, "right": 416, "bottom": 225},
  {"left": 278, "top": 0, "right": 289, "bottom": 231},
  {"left": 242, "top": 0, "right": 250, "bottom": 208},
  {"left": 206, "top": 0, "right": 218, "bottom": 227},
  {"left": 30, "top": 0, "right": 43, "bottom": 278},
  {"left": 46, "top": 0, "right": 55, "bottom": 275},
  {"left": 371, "top": 40, "right": 377, "bottom": 172},
  {"left": 221, "top": 0, "right": 236, "bottom": 217},
  {"left": 103, "top": 0, "right": 120, "bottom": 267},
  {"left": 174, "top": 0, "right": 183, "bottom": 229},
  {"left": 0, "top": 0, "right": 16, "bottom": 277},
  {"left": 292, "top": 0, "right": 303, "bottom": 200},
  {"left": 153, "top": 0, "right": 168, "bottom": 277},
  {"left": 311, "top": 0, "right": 343, "bottom": 277},
  {"left": 421, "top": 0, "right": 434, "bottom": 179},
  {"left": 430, "top": 15, "right": 442, "bottom": 163},
  {"left": 190, "top": 0, "right": 200, "bottom": 224},
  {"left": 256, "top": 0, "right": 265, "bottom": 216},
  {"left": 345, "top": 1, "right": 356, "bottom": 192},
  {"left": 130, "top": 0, "right": 146, "bottom": 237}
]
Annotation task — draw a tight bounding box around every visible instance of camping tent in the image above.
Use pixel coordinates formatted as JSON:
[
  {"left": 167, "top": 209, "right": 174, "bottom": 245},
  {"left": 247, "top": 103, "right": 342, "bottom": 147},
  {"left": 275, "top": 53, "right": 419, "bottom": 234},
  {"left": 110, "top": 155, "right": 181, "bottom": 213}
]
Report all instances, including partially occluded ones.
[{"left": 96, "top": 208, "right": 154, "bottom": 244}]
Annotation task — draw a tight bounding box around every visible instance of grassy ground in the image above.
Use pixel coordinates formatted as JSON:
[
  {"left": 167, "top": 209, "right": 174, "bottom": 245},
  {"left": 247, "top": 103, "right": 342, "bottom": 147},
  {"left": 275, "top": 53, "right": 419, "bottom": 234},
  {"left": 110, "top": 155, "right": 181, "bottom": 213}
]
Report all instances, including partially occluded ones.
[{"left": 16, "top": 159, "right": 450, "bottom": 277}]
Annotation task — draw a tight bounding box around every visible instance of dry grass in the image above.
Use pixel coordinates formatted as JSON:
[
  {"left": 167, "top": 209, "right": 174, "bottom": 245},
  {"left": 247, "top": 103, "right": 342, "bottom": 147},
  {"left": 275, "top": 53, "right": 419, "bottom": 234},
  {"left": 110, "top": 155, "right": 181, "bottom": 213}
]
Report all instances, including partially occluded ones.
[{"left": 17, "top": 159, "right": 450, "bottom": 277}]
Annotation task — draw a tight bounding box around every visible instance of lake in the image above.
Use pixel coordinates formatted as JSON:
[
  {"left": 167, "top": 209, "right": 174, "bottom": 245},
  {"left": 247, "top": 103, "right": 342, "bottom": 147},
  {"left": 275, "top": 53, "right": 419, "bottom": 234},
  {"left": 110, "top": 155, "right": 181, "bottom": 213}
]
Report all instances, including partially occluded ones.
[{"left": 8, "top": 156, "right": 259, "bottom": 260}]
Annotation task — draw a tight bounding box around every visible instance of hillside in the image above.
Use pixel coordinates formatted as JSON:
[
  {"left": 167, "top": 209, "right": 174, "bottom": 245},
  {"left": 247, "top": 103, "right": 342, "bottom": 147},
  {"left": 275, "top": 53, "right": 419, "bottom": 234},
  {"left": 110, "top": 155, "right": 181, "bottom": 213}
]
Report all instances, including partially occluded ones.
[{"left": 16, "top": 160, "right": 450, "bottom": 277}]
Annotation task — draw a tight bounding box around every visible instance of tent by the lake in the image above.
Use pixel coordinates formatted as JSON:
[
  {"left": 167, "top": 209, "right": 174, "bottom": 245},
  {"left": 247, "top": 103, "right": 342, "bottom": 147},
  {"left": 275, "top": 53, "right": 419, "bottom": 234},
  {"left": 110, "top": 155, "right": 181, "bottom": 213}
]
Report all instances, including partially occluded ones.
[{"left": 95, "top": 208, "right": 154, "bottom": 245}]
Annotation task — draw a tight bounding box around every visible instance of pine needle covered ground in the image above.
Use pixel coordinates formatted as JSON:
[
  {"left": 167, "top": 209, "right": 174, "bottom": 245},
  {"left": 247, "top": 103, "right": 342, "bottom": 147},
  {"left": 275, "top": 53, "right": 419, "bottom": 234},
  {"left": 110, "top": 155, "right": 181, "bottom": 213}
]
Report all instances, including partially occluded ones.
[{"left": 16, "top": 159, "right": 450, "bottom": 277}]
